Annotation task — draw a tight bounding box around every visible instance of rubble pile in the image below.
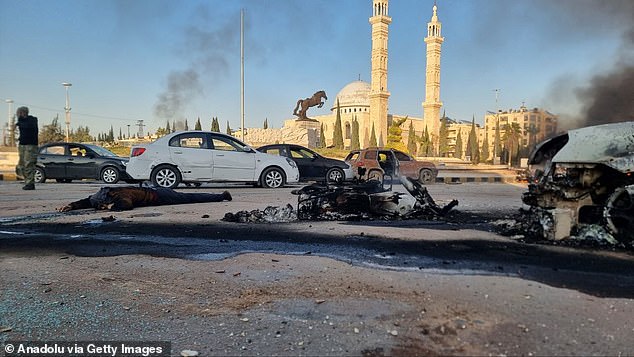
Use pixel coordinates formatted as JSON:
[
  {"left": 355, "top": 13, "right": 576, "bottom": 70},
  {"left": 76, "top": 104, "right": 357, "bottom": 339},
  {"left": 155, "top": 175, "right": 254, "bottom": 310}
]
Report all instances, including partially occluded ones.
[{"left": 222, "top": 204, "right": 297, "bottom": 223}]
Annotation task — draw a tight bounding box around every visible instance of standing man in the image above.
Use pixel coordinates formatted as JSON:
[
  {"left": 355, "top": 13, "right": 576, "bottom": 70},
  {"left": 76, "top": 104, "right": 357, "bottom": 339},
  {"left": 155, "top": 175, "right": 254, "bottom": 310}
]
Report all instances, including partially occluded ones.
[{"left": 15, "top": 106, "right": 38, "bottom": 190}]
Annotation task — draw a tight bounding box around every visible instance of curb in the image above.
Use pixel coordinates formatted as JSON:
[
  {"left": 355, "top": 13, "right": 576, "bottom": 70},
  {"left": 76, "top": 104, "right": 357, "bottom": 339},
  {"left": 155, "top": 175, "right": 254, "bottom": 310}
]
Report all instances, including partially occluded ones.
[
  {"left": 0, "top": 173, "right": 17, "bottom": 181},
  {"left": 435, "top": 176, "right": 517, "bottom": 184}
]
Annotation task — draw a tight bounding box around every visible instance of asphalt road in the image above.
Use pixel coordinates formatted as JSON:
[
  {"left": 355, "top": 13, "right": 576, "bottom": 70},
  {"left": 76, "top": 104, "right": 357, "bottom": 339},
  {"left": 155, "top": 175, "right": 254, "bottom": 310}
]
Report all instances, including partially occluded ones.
[{"left": 1, "top": 180, "right": 633, "bottom": 356}]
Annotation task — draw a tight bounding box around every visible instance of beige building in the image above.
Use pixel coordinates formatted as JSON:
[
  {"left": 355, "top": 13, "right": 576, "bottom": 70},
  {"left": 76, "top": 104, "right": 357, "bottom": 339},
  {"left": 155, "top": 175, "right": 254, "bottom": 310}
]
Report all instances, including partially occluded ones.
[{"left": 484, "top": 105, "right": 558, "bottom": 156}]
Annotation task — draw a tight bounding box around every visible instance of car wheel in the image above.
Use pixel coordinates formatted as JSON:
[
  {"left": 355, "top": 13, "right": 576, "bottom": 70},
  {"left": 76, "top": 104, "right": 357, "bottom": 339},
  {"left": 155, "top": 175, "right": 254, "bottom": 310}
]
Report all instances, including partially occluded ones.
[
  {"left": 101, "top": 167, "right": 120, "bottom": 184},
  {"left": 326, "top": 167, "right": 344, "bottom": 184},
  {"left": 151, "top": 165, "right": 181, "bottom": 189},
  {"left": 367, "top": 169, "right": 384, "bottom": 184},
  {"left": 260, "top": 167, "right": 285, "bottom": 188},
  {"left": 34, "top": 167, "right": 46, "bottom": 183},
  {"left": 419, "top": 169, "right": 434, "bottom": 184}
]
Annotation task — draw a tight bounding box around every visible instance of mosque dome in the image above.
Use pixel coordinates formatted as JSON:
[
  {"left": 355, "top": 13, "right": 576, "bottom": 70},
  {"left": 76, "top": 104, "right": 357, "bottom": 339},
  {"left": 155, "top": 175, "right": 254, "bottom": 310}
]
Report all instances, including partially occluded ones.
[{"left": 331, "top": 80, "right": 370, "bottom": 111}]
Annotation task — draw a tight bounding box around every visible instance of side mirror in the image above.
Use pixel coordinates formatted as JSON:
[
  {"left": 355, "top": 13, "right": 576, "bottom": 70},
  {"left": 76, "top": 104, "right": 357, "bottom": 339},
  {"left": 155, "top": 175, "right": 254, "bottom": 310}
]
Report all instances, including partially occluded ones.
[{"left": 243, "top": 145, "right": 254, "bottom": 153}]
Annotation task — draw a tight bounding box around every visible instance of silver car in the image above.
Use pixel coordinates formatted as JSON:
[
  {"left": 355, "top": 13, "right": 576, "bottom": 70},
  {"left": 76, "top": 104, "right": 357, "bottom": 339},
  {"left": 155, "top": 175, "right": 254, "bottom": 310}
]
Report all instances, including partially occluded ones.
[{"left": 126, "top": 131, "right": 299, "bottom": 188}]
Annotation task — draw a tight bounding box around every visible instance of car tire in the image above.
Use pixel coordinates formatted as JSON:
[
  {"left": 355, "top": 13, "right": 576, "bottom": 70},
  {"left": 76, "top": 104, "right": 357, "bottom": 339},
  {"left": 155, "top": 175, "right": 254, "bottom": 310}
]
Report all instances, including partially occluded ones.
[
  {"left": 260, "top": 167, "right": 286, "bottom": 189},
  {"left": 151, "top": 165, "right": 181, "bottom": 189},
  {"left": 101, "top": 167, "right": 120, "bottom": 184},
  {"left": 34, "top": 167, "right": 46, "bottom": 183},
  {"left": 367, "top": 169, "right": 384, "bottom": 184},
  {"left": 419, "top": 169, "right": 434, "bottom": 184},
  {"left": 326, "top": 167, "right": 345, "bottom": 184}
]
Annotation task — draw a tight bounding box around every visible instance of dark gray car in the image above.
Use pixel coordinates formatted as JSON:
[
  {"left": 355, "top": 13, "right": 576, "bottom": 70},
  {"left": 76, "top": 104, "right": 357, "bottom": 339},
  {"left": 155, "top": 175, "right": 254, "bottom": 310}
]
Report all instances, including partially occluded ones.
[
  {"left": 35, "top": 142, "right": 132, "bottom": 184},
  {"left": 257, "top": 144, "right": 353, "bottom": 184}
]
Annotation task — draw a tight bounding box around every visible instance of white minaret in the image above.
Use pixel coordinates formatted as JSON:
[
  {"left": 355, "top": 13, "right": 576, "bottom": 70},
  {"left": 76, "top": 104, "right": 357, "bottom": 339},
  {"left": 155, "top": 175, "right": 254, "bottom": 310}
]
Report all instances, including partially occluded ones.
[
  {"left": 369, "top": 0, "right": 391, "bottom": 147},
  {"left": 422, "top": 2, "right": 444, "bottom": 152}
]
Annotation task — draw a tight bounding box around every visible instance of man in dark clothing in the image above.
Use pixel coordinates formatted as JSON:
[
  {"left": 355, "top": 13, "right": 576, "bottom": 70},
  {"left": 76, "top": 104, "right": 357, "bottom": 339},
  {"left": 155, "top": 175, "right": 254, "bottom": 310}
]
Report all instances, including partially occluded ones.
[
  {"left": 59, "top": 186, "right": 232, "bottom": 212},
  {"left": 14, "top": 106, "right": 38, "bottom": 190}
]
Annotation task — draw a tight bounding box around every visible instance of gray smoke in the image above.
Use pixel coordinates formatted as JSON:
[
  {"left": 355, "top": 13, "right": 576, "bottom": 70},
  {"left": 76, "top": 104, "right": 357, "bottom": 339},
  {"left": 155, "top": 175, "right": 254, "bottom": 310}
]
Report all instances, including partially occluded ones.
[
  {"left": 540, "top": 0, "right": 634, "bottom": 128},
  {"left": 472, "top": 0, "right": 634, "bottom": 130},
  {"left": 153, "top": 4, "right": 241, "bottom": 119}
]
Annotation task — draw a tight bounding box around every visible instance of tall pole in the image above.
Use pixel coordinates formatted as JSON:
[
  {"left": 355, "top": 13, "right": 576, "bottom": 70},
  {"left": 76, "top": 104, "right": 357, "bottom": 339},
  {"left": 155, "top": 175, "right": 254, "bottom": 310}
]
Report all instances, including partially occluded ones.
[
  {"left": 63, "top": 82, "right": 72, "bottom": 142},
  {"left": 240, "top": 8, "right": 245, "bottom": 141},
  {"left": 5, "top": 99, "right": 14, "bottom": 146},
  {"left": 493, "top": 88, "right": 500, "bottom": 164},
  {"left": 127, "top": 124, "right": 131, "bottom": 139}
]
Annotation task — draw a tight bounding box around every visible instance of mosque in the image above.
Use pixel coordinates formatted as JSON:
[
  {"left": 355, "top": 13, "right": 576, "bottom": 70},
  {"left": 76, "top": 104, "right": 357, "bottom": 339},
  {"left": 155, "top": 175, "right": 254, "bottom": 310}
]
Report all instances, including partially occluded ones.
[
  {"left": 243, "top": 0, "right": 444, "bottom": 151},
  {"left": 243, "top": 0, "right": 557, "bottom": 159}
]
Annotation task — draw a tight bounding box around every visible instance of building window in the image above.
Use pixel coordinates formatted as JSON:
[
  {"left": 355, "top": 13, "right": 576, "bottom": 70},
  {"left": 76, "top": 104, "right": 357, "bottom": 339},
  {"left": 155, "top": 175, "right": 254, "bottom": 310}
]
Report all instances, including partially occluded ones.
[{"left": 345, "top": 122, "right": 351, "bottom": 139}]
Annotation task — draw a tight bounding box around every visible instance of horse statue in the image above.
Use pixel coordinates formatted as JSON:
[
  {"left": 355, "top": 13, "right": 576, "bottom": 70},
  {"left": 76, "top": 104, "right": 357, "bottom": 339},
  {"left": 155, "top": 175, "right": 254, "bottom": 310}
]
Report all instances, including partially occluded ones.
[{"left": 293, "top": 90, "right": 327, "bottom": 121}]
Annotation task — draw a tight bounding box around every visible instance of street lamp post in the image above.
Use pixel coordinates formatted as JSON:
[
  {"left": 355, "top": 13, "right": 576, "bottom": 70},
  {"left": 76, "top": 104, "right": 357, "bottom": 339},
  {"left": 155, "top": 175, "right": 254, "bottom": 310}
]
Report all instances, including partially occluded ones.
[
  {"left": 5, "top": 99, "right": 14, "bottom": 146},
  {"left": 62, "top": 82, "right": 72, "bottom": 142}
]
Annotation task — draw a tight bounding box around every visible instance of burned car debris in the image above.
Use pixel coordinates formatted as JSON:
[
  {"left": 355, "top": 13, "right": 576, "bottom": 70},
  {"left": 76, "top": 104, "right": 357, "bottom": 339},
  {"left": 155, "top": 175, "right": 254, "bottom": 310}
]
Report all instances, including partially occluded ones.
[
  {"left": 522, "top": 121, "right": 634, "bottom": 244},
  {"left": 223, "top": 177, "right": 458, "bottom": 223}
]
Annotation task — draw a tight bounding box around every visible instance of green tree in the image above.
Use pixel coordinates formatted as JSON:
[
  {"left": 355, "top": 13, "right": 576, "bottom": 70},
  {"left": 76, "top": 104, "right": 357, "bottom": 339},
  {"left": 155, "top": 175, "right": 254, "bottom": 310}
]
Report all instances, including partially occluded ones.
[
  {"left": 195, "top": 117, "right": 202, "bottom": 130},
  {"left": 172, "top": 120, "right": 176, "bottom": 133},
  {"left": 387, "top": 117, "right": 407, "bottom": 152},
  {"left": 454, "top": 130, "right": 463, "bottom": 159},
  {"left": 263, "top": 118, "right": 269, "bottom": 129},
  {"left": 407, "top": 120, "right": 417, "bottom": 155},
  {"left": 494, "top": 116, "right": 502, "bottom": 161},
  {"left": 226, "top": 121, "right": 232, "bottom": 135},
  {"left": 211, "top": 117, "right": 220, "bottom": 132},
  {"left": 333, "top": 100, "right": 344, "bottom": 149},
  {"left": 438, "top": 116, "right": 449, "bottom": 157},
  {"left": 480, "top": 133, "right": 490, "bottom": 163},
  {"left": 39, "top": 116, "right": 65, "bottom": 144},
  {"left": 184, "top": 119, "right": 189, "bottom": 131},
  {"left": 71, "top": 126, "right": 92, "bottom": 143},
  {"left": 319, "top": 123, "right": 326, "bottom": 148},
  {"left": 350, "top": 116, "right": 360, "bottom": 150},
  {"left": 466, "top": 118, "right": 480, "bottom": 164},
  {"left": 369, "top": 123, "right": 377, "bottom": 147},
  {"left": 118, "top": 127, "right": 122, "bottom": 140},
  {"left": 503, "top": 122, "right": 522, "bottom": 166},
  {"left": 108, "top": 125, "right": 115, "bottom": 142},
  {"left": 166, "top": 121, "right": 171, "bottom": 134},
  {"left": 155, "top": 127, "right": 170, "bottom": 137},
  {"left": 418, "top": 126, "right": 431, "bottom": 157}
]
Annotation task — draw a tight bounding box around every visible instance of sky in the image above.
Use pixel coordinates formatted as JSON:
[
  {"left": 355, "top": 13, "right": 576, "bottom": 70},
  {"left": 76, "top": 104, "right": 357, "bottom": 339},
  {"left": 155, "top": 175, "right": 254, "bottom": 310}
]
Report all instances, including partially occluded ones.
[{"left": 1, "top": 0, "right": 633, "bottom": 136}]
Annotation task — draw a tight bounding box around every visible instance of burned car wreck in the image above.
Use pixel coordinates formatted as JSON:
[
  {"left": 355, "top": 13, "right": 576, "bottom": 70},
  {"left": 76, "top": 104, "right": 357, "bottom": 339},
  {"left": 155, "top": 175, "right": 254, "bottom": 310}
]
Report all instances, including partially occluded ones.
[
  {"left": 223, "top": 177, "right": 458, "bottom": 223},
  {"left": 522, "top": 121, "right": 634, "bottom": 244}
]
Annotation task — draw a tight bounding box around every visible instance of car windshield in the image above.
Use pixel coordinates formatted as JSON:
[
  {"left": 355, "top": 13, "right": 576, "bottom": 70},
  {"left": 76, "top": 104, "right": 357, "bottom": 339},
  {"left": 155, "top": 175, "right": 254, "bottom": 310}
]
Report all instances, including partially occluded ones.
[{"left": 86, "top": 145, "right": 118, "bottom": 157}]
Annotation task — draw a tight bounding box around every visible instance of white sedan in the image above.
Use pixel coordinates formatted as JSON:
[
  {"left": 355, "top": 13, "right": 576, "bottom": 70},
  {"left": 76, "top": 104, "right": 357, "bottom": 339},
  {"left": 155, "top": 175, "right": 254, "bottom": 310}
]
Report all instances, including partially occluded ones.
[{"left": 126, "top": 131, "right": 300, "bottom": 188}]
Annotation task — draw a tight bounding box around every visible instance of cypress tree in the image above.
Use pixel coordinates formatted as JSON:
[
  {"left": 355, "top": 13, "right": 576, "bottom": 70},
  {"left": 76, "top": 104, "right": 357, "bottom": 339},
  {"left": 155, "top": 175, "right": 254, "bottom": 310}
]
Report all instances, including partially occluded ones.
[
  {"left": 351, "top": 116, "right": 360, "bottom": 150},
  {"left": 333, "top": 100, "right": 344, "bottom": 149},
  {"left": 480, "top": 133, "right": 490, "bottom": 163},
  {"left": 369, "top": 123, "right": 377, "bottom": 147},
  {"left": 166, "top": 121, "right": 171, "bottom": 133},
  {"left": 438, "top": 117, "right": 448, "bottom": 157},
  {"left": 195, "top": 117, "right": 202, "bottom": 130},
  {"left": 494, "top": 115, "right": 502, "bottom": 161},
  {"left": 467, "top": 117, "right": 480, "bottom": 164},
  {"left": 184, "top": 119, "right": 189, "bottom": 131},
  {"left": 407, "top": 120, "right": 417, "bottom": 155},
  {"left": 172, "top": 120, "right": 176, "bottom": 133},
  {"left": 454, "top": 130, "right": 463, "bottom": 159},
  {"left": 226, "top": 121, "right": 231, "bottom": 135},
  {"left": 263, "top": 118, "right": 268, "bottom": 129}
]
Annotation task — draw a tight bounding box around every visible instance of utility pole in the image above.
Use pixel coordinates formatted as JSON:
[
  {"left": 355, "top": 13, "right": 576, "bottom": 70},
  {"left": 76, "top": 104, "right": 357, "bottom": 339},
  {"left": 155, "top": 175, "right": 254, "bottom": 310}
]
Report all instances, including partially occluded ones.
[
  {"left": 240, "top": 8, "right": 245, "bottom": 141},
  {"left": 127, "top": 124, "right": 131, "bottom": 139},
  {"left": 62, "top": 82, "right": 72, "bottom": 142},
  {"left": 5, "top": 99, "right": 14, "bottom": 146},
  {"left": 136, "top": 120, "right": 145, "bottom": 138}
]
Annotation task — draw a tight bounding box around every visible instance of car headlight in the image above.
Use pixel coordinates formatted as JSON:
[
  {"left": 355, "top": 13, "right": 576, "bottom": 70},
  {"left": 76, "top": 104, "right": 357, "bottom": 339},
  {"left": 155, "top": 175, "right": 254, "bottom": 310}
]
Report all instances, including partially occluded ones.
[{"left": 286, "top": 157, "right": 297, "bottom": 168}]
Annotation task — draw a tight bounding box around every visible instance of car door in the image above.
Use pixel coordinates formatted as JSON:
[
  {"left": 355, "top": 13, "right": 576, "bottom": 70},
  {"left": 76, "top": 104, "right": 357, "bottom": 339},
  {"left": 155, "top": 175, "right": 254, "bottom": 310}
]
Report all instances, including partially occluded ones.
[
  {"left": 288, "top": 146, "right": 320, "bottom": 180},
  {"left": 393, "top": 150, "right": 416, "bottom": 178},
  {"left": 37, "top": 144, "right": 67, "bottom": 178},
  {"left": 66, "top": 144, "right": 97, "bottom": 179},
  {"left": 167, "top": 132, "right": 213, "bottom": 180},
  {"left": 210, "top": 134, "right": 256, "bottom": 181}
]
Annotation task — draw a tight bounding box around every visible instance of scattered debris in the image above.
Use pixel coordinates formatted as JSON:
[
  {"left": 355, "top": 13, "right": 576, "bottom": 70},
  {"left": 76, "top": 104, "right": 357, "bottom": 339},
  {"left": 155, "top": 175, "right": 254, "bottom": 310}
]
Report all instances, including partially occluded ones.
[
  {"left": 0, "top": 326, "right": 12, "bottom": 333},
  {"left": 223, "top": 204, "right": 297, "bottom": 223},
  {"left": 180, "top": 350, "right": 199, "bottom": 357}
]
